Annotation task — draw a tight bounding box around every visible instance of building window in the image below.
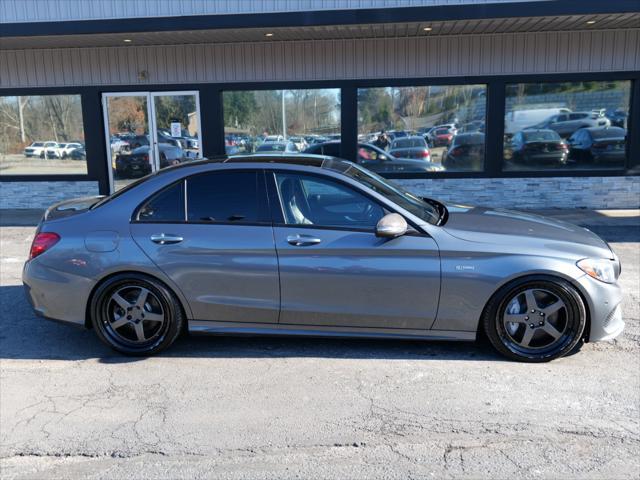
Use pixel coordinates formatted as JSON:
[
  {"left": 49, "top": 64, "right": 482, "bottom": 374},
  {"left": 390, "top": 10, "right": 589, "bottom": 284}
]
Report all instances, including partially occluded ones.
[
  {"left": 357, "top": 85, "right": 487, "bottom": 174},
  {"left": 0, "top": 94, "right": 88, "bottom": 175},
  {"left": 222, "top": 89, "right": 341, "bottom": 156},
  {"left": 503, "top": 81, "right": 631, "bottom": 171}
]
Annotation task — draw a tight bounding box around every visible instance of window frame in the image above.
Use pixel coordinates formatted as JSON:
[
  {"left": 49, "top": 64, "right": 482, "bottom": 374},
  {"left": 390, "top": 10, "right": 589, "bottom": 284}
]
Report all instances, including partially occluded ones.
[
  {"left": 131, "top": 169, "right": 271, "bottom": 226},
  {"left": 1, "top": 71, "right": 637, "bottom": 194}
]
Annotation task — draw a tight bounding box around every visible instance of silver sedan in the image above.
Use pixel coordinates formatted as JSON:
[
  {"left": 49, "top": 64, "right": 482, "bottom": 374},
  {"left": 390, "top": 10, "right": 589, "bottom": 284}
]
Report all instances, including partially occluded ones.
[{"left": 22, "top": 155, "right": 623, "bottom": 361}]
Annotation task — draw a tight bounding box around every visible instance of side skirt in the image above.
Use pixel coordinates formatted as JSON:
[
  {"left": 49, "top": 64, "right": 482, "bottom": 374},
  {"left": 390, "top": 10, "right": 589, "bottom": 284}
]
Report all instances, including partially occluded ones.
[{"left": 188, "top": 320, "right": 476, "bottom": 342}]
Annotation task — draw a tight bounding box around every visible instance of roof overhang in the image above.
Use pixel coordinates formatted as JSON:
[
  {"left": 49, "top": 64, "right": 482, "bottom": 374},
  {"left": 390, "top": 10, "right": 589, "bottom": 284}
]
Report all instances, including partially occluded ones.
[{"left": 0, "top": 0, "right": 638, "bottom": 50}]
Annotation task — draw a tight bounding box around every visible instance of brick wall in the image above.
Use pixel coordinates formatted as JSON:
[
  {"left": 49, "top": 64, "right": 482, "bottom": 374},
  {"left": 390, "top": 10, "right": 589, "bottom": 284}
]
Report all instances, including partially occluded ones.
[
  {"left": 0, "top": 177, "right": 638, "bottom": 211},
  {"left": 396, "top": 176, "right": 640, "bottom": 209},
  {"left": 0, "top": 181, "right": 99, "bottom": 209}
]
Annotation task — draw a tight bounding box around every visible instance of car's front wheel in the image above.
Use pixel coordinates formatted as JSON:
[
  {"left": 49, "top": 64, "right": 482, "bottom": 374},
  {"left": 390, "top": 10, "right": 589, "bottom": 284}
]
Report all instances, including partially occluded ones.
[
  {"left": 91, "top": 273, "right": 184, "bottom": 356},
  {"left": 483, "top": 277, "right": 586, "bottom": 362}
]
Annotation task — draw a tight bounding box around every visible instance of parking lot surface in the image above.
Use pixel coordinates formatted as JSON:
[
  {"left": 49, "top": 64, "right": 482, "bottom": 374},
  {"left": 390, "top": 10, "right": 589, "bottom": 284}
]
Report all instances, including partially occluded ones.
[{"left": 0, "top": 211, "right": 638, "bottom": 479}]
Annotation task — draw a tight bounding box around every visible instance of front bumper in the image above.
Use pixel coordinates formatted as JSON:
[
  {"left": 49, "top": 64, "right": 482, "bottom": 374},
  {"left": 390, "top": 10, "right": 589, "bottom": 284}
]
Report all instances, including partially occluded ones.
[{"left": 575, "top": 274, "right": 624, "bottom": 342}]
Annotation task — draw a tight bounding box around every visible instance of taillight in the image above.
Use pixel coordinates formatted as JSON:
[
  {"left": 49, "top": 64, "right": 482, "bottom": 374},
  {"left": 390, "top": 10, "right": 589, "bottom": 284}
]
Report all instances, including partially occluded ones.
[
  {"left": 29, "top": 232, "right": 60, "bottom": 260},
  {"left": 450, "top": 147, "right": 463, "bottom": 157},
  {"left": 421, "top": 150, "right": 430, "bottom": 158}
]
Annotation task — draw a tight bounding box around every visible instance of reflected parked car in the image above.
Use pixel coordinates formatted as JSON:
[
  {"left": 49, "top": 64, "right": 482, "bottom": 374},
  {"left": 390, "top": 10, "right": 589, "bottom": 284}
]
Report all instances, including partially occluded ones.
[
  {"left": 428, "top": 127, "right": 456, "bottom": 147},
  {"left": 442, "top": 133, "right": 485, "bottom": 171},
  {"left": 506, "top": 129, "right": 568, "bottom": 165},
  {"left": 568, "top": 127, "right": 626, "bottom": 165},
  {"left": 389, "top": 136, "right": 431, "bottom": 160},
  {"left": 529, "top": 111, "right": 610, "bottom": 138},
  {"left": 115, "top": 143, "right": 184, "bottom": 178},
  {"left": 605, "top": 109, "right": 628, "bottom": 129},
  {"left": 304, "top": 142, "right": 443, "bottom": 173},
  {"left": 24, "top": 141, "right": 58, "bottom": 158},
  {"left": 256, "top": 142, "right": 300, "bottom": 153}
]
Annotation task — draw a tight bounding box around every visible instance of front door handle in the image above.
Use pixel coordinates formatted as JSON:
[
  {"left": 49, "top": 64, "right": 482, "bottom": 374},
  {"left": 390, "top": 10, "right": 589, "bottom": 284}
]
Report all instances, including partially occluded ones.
[
  {"left": 150, "top": 233, "right": 184, "bottom": 245},
  {"left": 287, "top": 234, "right": 322, "bottom": 247}
]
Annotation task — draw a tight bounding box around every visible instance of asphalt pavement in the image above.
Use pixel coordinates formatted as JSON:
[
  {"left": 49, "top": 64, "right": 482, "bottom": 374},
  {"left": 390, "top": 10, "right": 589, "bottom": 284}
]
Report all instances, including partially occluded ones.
[{"left": 0, "top": 209, "right": 638, "bottom": 479}]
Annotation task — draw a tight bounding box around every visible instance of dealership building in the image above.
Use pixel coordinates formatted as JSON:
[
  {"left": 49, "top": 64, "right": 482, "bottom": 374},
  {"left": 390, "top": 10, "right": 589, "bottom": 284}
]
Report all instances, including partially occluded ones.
[{"left": 0, "top": 0, "right": 638, "bottom": 210}]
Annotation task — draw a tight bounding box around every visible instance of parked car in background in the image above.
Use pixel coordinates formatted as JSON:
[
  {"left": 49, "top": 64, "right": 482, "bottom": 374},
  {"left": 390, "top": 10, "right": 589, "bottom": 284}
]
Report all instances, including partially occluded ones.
[
  {"left": 264, "top": 135, "right": 284, "bottom": 143},
  {"left": 225, "top": 145, "right": 241, "bottom": 155},
  {"left": 304, "top": 141, "right": 443, "bottom": 173},
  {"left": 24, "top": 141, "right": 58, "bottom": 158},
  {"left": 428, "top": 127, "right": 456, "bottom": 147},
  {"left": 442, "top": 133, "right": 485, "bottom": 171},
  {"left": 24, "top": 155, "right": 623, "bottom": 361},
  {"left": 529, "top": 111, "right": 610, "bottom": 138},
  {"left": 67, "top": 146, "right": 86, "bottom": 160},
  {"left": 115, "top": 143, "right": 184, "bottom": 178},
  {"left": 605, "top": 108, "right": 628, "bottom": 129},
  {"left": 386, "top": 130, "right": 408, "bottom": 141},
  {"left": 288, "top": 136, "right": 308, "bottom": 152},
  {"left": 255, "top": 141, "right": 300, "bottom": 153},
  {"left": 506, "top": 129, "right": 568, "bottom": 165},
  {"left": 504, "top": 107, "right": 571, "bottom": 136},
  {"left": 389, "top": 136, "right": 431, "bottom": 160},
  {"left": 568, "top": 126, "right": 626, "bottom": 165},
  {"left": 45, "top": 142, "right": 84, "bottom": 159}
]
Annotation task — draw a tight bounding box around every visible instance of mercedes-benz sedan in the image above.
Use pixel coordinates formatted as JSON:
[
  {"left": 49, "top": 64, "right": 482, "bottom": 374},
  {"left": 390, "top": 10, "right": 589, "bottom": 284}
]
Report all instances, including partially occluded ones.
[{"left": 23, "top": 155, "right": 623, "bottom": 362}]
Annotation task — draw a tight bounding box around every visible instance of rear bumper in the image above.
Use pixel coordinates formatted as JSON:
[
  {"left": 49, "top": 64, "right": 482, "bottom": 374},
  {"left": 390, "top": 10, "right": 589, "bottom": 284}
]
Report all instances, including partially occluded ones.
[{"left": 22, "top": 259, "right": 94, "bottom": 327}]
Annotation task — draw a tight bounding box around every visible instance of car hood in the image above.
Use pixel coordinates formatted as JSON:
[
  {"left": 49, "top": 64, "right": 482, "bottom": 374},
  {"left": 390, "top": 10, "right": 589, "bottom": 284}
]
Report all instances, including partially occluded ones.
[{"left": 441, "top": 204, "right": 612, "bottom": 257}]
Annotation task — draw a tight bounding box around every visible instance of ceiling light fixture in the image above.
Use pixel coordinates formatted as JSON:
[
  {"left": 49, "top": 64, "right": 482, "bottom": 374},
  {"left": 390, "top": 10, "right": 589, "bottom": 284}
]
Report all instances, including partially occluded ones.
[
  {"left": 586, "top": 20, "right": 596, "bottom": 25},
  {"left": 423, "top": 27, "right": 432, "bottom": 32},
  {"left": 264, "top": 33, "right": 274, "bottom": 37},
  {"left": 123, "top": 39, "right": 132, "bottom": 43}
]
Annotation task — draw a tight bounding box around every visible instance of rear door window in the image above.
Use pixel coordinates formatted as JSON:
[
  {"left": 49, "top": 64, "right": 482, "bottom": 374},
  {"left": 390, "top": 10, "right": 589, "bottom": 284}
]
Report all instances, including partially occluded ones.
[
  {"left": 186, "top": 171, "right": 269, "bottom": 224},
  {"left": 137, "top": 181, "right": 185, "bottom": 222}
]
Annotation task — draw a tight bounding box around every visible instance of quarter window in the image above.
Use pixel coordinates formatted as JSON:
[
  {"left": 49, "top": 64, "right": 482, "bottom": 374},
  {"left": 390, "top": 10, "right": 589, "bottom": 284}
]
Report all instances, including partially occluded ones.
[
  {"left": 275, "top": 173, "right": 385, "bottom": 229},
  {"left": 137, "top": 181, "right": 185, "bottom": 222},
  {"left": 187, "top": 171, "right": 266, "bottom": 223}
]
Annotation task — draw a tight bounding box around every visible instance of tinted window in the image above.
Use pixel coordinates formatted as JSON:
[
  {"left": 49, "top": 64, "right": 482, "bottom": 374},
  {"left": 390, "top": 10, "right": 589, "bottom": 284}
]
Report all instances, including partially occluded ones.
[
  {"left": 187, "top": 171, "right": 265, "bottom": 223},
  {"left": 275, "top": 172, "right": 385, "bottom": 229},
  {"left": 137, "top": 181, "right": 184, "bottom": 222},
  {"left": 523, "top": 130, "right": 561, "bottom": 142}
]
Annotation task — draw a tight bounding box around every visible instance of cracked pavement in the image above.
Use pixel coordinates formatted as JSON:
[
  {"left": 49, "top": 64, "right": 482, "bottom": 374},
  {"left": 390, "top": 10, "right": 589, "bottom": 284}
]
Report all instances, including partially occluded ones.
[{"left": 0, "top": 214, "right": 639, "bottom": 479}]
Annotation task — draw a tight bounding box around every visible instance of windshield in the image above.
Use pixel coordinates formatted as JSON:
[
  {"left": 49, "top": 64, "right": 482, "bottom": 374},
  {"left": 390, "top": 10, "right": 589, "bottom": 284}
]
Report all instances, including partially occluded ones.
[
  {"left": 323, "top": 160, "right": 440, "bottom": 225},
  {"left": 523, "top": 130, "right": 560, "bottom": 142}
]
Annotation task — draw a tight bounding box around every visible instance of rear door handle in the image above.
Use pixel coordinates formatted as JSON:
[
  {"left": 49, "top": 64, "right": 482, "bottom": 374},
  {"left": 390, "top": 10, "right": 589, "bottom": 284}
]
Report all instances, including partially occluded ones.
[
  {"left": 150, "top": 233, "right": 184, "bottom": 245},
  {"left": 287, "top": 234, "right": 322, "bottom": 247}
]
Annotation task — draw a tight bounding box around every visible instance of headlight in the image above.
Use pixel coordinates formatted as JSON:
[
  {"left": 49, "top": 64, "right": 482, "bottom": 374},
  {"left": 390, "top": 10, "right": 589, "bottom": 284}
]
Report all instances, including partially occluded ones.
[{"left": 577, "top": 258, "right": 618, "bottom": 283}]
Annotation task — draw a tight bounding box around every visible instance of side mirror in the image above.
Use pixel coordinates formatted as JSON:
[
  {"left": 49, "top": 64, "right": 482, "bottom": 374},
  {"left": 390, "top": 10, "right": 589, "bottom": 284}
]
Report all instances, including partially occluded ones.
[{"left": 376, "top": 213, "right": 408, "bottom": 238}]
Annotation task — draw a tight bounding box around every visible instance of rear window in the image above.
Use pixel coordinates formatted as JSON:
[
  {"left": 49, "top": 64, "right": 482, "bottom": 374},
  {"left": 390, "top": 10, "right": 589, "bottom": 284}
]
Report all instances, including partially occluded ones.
[
  {"left": 257, "top": 143, "right": 286, "bottom": 152},
  {"left": 393, "top": 138, "right": 425, "bottom": 149},
  {"left": 435, "top": 129, "right": 450, "bottom": 135},
  {"left": 523, "top": 130, "right": 561, "bottom": 142},
  {"left": 454, "top": 134, "right": 484, "bottom": 146},
  {"left": 31, "top": 142, "right": 44, "bottom": 147},
  {"left": 590, "top": 127, "right": 626, "bottom": 139}
]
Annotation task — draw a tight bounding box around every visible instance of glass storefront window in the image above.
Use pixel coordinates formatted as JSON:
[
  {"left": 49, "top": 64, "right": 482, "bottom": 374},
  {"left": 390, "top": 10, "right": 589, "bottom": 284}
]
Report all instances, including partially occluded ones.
[
  {"left": 358, "top": 85, "right": 487, "bottom": 174},
  {"left": 0, "top": 94, "right": 88, "bottom": 175},
  {"left": 222, "top": 89, "right": 341, "bottom": 156},
  {"left": 503, "top": 81, "right": 631, "bottom": 171}
]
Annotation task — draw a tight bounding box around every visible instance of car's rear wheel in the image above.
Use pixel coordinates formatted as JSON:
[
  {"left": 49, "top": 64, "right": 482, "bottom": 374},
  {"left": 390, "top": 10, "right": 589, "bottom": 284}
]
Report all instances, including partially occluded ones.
[
  {"left": 483, "top": 277, "right": 586, "bottom": 362},
  {"left": 91, "top": 273, "right": 184, "bottom": 356}
]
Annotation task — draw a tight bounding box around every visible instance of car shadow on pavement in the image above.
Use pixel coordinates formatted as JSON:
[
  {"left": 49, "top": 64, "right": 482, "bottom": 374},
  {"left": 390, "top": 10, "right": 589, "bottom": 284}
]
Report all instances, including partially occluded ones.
[{"left": 0, "top": 285, "right": 502, "bottom": 363}]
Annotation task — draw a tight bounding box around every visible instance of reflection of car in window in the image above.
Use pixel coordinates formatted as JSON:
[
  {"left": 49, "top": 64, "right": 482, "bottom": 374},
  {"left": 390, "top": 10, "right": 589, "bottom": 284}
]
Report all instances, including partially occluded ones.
[
  {"left": 568, "top": 127, "right": 626, "bottom": 165},
  {"left": 442, "top": 133, "right": 485, "bottom": 171},
  {"left": 506, "top": 129, "right": 568, "bottom": 166}
]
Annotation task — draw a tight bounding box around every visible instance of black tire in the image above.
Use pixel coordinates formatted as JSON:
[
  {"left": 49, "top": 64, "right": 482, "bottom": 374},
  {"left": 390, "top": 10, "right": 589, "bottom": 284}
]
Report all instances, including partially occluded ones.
[
  {"left": 91, "top": 273, "right": 184, "bottom": 356},
  {"left": 482, "top": 276, "right": 586, "bottom": 362}
]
